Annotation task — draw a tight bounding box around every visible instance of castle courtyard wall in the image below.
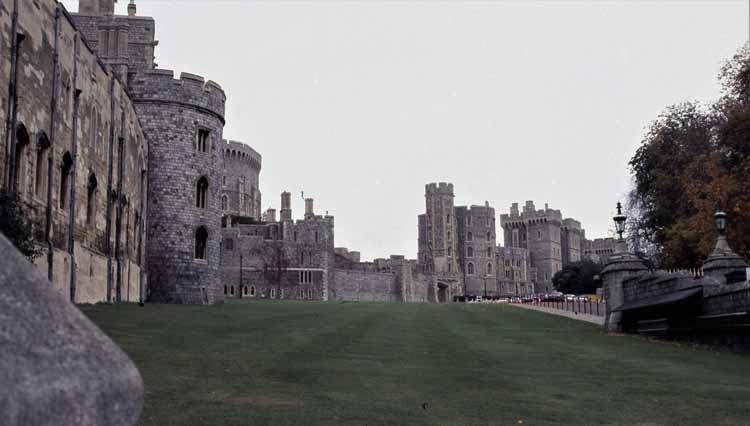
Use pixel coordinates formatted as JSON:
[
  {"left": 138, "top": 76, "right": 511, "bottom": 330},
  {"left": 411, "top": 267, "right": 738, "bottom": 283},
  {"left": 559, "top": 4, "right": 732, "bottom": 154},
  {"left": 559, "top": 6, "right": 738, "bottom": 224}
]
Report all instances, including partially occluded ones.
[{"left": 1, "top": 0, "right": 148, "bottom": 304}]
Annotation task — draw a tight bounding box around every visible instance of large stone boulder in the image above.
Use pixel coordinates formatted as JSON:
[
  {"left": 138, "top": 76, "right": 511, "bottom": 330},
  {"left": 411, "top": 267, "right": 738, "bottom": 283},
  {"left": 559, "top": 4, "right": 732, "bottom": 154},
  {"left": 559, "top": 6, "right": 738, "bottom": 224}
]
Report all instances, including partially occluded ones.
[{"left": 0, "top": 234, "right": 143, "bottom": 425}]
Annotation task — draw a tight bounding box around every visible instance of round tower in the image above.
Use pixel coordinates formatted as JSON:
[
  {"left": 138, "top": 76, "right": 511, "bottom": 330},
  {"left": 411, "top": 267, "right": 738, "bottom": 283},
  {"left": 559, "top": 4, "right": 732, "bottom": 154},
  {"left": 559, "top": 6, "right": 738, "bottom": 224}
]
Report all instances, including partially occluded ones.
[
  {"left": 129, "top": 69, "right": 226, "bottom": 304},
  {"left": 220, "top": 140, "right": 262, "bottom": 219}
]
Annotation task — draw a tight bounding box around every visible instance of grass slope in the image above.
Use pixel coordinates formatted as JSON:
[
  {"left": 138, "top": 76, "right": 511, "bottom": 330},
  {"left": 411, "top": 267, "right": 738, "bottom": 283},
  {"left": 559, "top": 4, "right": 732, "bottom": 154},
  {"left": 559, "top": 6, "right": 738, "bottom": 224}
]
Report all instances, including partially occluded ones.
[{"left": 82, "top": 301, "right": 750, "bottom": 426}]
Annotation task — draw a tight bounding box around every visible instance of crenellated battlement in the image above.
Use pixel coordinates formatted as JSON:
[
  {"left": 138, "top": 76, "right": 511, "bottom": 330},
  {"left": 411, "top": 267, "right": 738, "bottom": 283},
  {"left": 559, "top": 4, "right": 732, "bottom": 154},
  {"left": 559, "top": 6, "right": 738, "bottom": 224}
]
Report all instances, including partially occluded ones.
[
  {"left": 500, "top": 202, "right": 563, "bottom": 227},
  {"left": 221, "top": 140, "right": 262, "bottom": 171},
  {"left": 425, "top": 182, "right": 454, "bottom": 196},
  {"left": 128, "top": 69, "right": 226, "bottom": 123}
]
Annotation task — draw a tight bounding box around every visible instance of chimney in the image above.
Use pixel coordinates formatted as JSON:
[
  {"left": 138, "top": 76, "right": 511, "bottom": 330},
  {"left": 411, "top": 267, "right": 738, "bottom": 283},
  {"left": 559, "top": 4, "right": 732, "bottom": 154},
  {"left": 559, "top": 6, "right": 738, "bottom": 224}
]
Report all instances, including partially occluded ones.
[
  {"left": 280, "top": 191, "right": 292, "bottom": 221},
  {"left": 79, "top": 0, "right": 115, "bottom": 15},
  {"left": 128, "top": 0, "right": 137, "bottom": 16},
  {"left": 305, "top": 198, "right": 314, "bottom": 219},
  {"left": 511, "top": 203, "right": 519, "bottom": 217}
]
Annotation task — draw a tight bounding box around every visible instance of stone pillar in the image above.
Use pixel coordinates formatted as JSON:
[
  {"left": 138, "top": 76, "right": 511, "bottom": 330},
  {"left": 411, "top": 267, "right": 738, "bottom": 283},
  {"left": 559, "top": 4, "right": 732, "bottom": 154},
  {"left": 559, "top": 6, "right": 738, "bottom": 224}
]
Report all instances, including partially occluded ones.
[
  {"left": 600, "top": 240, "right": 647, "bottom": 332},
  {"left": 702, "top": 235, "right": 748, "bottom": 285}
]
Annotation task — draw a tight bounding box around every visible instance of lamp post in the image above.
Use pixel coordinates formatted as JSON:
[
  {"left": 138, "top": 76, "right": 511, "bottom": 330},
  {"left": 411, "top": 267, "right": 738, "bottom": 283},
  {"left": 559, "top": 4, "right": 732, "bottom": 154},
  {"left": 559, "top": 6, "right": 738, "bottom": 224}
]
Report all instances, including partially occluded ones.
[{"left": 613, "top": 202, "right": 626, "bottom": 241}]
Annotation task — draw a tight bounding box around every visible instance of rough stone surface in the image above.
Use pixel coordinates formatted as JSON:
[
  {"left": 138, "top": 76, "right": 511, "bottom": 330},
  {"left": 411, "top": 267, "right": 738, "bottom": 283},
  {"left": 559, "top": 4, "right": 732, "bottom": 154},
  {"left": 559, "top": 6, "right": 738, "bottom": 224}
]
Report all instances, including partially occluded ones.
[
  {"left": 0, "top": 0, "right": 149, "bottom": 304},
  {"left": 0, "top": 234, "right": 143, "bottom": 426}
]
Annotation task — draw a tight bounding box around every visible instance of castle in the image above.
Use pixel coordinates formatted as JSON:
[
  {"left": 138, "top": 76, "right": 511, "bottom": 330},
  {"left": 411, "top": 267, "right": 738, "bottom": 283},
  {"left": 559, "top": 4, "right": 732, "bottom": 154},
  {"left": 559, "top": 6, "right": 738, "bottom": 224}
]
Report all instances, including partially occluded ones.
[
  {"left": 418, "top": 182, "right": 610, "bottom": 297},
  {"left": 0, "top": 0, "right": 613, "bottom": 305},
  {"left": 0, "top": 0, "right": 266, "bottom": 304}
]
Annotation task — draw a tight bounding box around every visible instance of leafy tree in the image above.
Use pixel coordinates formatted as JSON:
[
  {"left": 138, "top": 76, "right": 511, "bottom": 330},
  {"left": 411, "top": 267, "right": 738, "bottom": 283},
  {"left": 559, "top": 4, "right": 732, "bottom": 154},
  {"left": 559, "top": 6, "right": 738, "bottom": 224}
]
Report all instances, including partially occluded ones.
[
  {"left": 552, "top": 260, "right": 602, "bottom": 295},
  {"left": 628, "top": 43, "right": 750, "bottom": 267},
  {"left": 0, "top": 190, "right": 43, "bottom": 261}
]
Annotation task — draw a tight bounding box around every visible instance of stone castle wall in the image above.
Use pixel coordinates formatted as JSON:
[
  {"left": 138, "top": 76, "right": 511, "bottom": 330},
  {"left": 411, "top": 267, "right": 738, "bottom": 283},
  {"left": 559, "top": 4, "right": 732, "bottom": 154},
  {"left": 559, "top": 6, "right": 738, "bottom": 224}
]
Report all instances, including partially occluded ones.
[
  {"left": 1, "top": 0, "right": 148, "bottom": 303},
  {"left": 129, "top": 69, "right": 226, "bottom": 304},
  {"left": 331, "top": 269, "right": 399, "bottom": 302}
]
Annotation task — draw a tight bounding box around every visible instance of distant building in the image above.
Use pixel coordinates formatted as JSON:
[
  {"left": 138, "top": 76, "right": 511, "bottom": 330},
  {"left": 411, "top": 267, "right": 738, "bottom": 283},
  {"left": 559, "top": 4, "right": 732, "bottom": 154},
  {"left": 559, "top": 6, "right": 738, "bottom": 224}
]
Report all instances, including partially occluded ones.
[
  {"left": 221, "top": 195, "right": 334, "bottom": 301},
  {"left": 582, "top": 237, "right": 617, "bottom": 264}
]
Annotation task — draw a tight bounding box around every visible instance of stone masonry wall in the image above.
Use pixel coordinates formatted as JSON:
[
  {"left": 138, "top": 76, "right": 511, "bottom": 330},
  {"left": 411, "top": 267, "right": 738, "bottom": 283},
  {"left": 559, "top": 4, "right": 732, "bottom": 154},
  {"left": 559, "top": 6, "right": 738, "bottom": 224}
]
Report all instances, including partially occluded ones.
[
  {"left": 1, "top": 0, "right": 148, "bottom": 303},
  {"left": 331, "top": 269, "right": 400, "bottom": 302}
]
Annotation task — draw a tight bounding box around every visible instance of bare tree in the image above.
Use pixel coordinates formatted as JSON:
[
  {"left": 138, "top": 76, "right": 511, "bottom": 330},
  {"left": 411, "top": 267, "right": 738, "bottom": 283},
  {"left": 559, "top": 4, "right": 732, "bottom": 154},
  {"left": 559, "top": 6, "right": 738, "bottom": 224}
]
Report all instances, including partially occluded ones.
[{"left": 253, "top": 240, "right": 290, "bottom": 298}]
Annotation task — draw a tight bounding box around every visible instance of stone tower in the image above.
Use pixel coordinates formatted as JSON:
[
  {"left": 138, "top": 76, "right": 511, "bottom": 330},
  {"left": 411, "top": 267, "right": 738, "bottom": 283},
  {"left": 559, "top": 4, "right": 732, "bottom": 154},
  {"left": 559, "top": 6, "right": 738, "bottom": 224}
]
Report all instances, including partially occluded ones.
[
  {"left": 455, "top": 202, "right": 497, "bottom": 296},
  {"left": 219, "top": 140, "right": 262, "bottom": 219},
  {"left": 418, "top": 182, "right": 462, "bottom": 301},
  {"left": 129, "top": 70, "right": 227, "bottom": 304},
  {"left": 501, "top": 201, "right": 563, "bottom": 293}
]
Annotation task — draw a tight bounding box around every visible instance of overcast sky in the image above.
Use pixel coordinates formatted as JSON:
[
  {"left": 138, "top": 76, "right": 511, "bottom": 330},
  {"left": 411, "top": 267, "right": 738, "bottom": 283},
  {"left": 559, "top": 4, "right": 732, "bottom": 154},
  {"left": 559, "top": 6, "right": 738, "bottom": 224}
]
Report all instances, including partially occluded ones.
[{"left": 64, "top": 0, "right": 748, "bottom": 261}]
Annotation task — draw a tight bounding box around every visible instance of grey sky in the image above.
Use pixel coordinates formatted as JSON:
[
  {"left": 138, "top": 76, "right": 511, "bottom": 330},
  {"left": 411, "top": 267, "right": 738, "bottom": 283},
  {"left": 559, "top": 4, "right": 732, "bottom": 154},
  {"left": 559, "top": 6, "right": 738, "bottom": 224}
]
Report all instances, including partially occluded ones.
[{"left": 64, "top": 0, "right": 748, "bottom": 261}]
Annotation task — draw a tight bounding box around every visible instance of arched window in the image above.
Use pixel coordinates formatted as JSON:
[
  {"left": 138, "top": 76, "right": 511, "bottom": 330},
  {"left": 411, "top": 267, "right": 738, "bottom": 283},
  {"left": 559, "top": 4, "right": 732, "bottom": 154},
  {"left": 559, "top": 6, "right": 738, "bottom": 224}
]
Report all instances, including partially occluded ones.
[
  {"left": 195, "top": 226, "right": 208, "bottom": 259},
  {"left": 86, "top": 174, "right": 98, "bottom": 227},
  {"left": 467, "top": 232, "right": 473, "bottom": 242},
  {"left": 13, "top": 125, "right": 30, "bottom": 194},
  {"left": 250, "top": 286, "right": 256, "bottom": 297},
  {"left": 270, "top": 288, "right": 276, "bottom": 299},
  {"left": 196, "top": 176, "right": 208, "bottom": 209},
  {"left": 243, "top": 285, "right": 248, "bottom": 295},
  {"left": 221, "top": 195, "right": 228, "bottom": 211},
  {"left": 35, "top": 133, "right": 50, "bottom": 198},
  {"left": 230, "top": 286, "right": 235, "bottom": 295},
  {"left": 224, "top": 285, "right": 228, "bottom": 295},
  {"left": 486, "top": 232, "right": 491, "bottom": 242},
  {"left": 487, "top": 262, "right": 493, "bottom": 274},
  {"left": 467, "top": 246, "right": 474, "bottom": 258},
  {"left": 487, "top": 247, "right": 492, "bottom": 258},
  {"left": 59, "top": 152, "right": 73, "bottom": 209},
  {"left": 467, "top": 262, "right": 475, "bottom": 275}
]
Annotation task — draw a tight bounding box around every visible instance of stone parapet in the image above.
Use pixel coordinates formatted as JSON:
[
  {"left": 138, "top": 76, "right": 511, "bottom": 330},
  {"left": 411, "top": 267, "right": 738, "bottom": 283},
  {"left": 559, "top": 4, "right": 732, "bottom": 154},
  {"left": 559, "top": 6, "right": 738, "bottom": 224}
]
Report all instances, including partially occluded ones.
[{"left": 129, "top": 69, "right": 226, "bottom": 123}]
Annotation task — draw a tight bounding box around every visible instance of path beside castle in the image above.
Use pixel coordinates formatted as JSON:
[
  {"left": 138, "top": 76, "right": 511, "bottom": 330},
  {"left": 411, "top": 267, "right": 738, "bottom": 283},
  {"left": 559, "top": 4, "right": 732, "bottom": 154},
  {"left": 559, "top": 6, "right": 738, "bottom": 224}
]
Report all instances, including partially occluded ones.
[{"left": 510, "top": 303, "right": 605, "bottom": 325}]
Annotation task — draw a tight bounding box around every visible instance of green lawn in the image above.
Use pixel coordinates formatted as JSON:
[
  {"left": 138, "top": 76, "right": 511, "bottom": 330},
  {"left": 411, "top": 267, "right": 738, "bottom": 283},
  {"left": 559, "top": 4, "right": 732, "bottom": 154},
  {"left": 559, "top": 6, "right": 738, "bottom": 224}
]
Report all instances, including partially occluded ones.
[{"left": 82, "top": 300, "right": 750, "bottom": 426}]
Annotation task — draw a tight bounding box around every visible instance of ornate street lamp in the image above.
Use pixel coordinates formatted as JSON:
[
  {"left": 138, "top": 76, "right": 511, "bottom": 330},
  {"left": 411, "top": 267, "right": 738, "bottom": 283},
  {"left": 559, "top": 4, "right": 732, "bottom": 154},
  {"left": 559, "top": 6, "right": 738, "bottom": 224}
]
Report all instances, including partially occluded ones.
[
  {"left": 714, "top": 209, "right": 728, "bottom": 236},
  {"left": 613, "top": 202, "right": 626, "bottom": 241}
]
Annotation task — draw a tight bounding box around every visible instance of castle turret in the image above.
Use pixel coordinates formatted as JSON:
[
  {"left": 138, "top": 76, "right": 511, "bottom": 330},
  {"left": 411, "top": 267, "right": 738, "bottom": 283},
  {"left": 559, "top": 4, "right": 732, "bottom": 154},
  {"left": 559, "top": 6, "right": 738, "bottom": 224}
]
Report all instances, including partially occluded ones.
[
  {"left": 130, "top": 70, "right": 227, "bottom": 304},
  {"left": 418, "top": 182, "right": 462, "bottom": 302},
  {"left": 266, "top": 208, "right": 277, "bottom": 223},
  {"left": 220, "top": 140, "right": 262, "bottom": 219}
]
